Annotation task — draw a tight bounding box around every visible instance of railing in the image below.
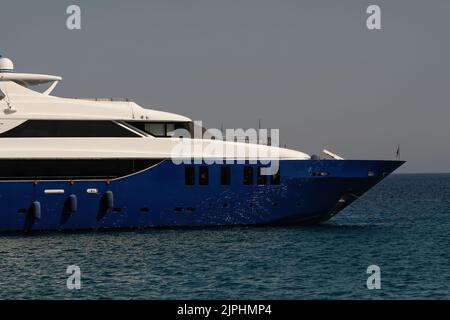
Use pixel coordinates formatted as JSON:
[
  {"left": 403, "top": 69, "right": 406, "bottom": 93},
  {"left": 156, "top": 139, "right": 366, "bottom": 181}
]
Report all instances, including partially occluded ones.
[{"left": 73, "top": 97, "right": 133, "bottom": 102}]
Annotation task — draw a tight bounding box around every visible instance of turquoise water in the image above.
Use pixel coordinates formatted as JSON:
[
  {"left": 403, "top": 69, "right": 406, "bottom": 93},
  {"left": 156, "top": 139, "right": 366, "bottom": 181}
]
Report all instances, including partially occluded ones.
[{"left": 0, "top": 174, "right": 449, "bottom": 299}]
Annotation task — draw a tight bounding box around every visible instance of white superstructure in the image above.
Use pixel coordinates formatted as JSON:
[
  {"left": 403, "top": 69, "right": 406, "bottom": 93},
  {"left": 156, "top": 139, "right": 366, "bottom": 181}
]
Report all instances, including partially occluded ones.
[{"left": 0, "top": 57, "right": 310, "bottom": 161}]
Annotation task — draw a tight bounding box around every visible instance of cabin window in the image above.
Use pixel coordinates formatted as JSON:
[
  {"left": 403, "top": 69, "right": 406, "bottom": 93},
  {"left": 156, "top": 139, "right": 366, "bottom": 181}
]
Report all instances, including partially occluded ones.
[
  {"left": 271, "top": 168, "right": 281, "bottom": 185},
  {"left": 126, "top": 122, "right": 192, "bottom": 138},
  {"left": 221, "top": 166, "right": 231, "bottom": 185},
  {"left": 0, "top": 159, "right": 161, "bottom": 180},
  {"left": 257, "top": 167, "right": 267, "bottom": 185},
  {"left": 166, "top": 123, "right": 176, "bottom": 137},
  {"left": 199, "top": 166, "right": 209, "bottom": 185},
  {"left": 185, "top": 166, "right": 195, "bottom": 185},
  {"left": 0, "top": 120, "right": 140, "bottom": 138},
  {"left": 312, "top": 171, "right": 329, "bottom": 177},
  {"left": 243, "top": 166, "right": 253, "bottom": 185},
  {"left": 145, "top": 123, "right": 165, "bottom": 137}
]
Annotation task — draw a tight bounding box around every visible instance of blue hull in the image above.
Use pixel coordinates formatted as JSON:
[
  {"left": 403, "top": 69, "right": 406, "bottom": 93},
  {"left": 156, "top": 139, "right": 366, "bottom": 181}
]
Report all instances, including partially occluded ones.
[{"left": 0, "top": 160, "right": 403, "bottom": 232}]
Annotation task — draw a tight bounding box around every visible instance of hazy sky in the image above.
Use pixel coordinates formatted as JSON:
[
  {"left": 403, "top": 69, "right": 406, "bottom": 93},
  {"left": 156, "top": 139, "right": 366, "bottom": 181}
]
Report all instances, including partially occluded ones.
[{"left": 1, "top": 0, "right": 449, "bottom": 173}]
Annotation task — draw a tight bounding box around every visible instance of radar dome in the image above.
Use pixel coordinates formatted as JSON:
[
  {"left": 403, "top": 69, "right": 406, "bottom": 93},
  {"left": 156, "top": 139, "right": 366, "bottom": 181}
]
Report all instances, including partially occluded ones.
[{"left": 0, "top": 57, "right": 14, "bottom": 72}]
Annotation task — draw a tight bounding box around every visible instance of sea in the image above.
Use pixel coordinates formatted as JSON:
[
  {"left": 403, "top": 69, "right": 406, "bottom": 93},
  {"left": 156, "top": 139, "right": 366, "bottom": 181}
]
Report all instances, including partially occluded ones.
[{"left": 0, "top": 173, "right": 449, "bottom": 299}]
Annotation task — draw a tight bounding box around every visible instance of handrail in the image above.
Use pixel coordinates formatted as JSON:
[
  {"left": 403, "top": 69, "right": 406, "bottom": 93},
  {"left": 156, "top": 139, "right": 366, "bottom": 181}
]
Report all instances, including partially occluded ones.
[{"left": 74, "top": 97, "right": 133, "bottom": 102}]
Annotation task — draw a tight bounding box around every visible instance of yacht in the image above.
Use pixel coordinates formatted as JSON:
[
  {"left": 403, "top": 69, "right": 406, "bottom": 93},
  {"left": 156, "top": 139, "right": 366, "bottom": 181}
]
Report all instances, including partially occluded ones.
[{"left": 0, "top": 56, "right": 404, "bottom": 231}]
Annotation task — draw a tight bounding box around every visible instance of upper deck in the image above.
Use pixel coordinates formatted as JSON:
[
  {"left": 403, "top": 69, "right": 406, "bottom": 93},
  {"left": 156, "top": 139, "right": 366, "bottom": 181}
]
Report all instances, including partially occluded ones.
[{"left": 0, "top": 57, "right": 311, "bottom": 161}]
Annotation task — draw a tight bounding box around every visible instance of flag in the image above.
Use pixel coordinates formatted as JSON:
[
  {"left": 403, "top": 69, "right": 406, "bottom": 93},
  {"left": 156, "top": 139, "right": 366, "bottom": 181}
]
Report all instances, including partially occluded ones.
[{"left": 396, "top": 144, "right": 400, "bottom": 159}]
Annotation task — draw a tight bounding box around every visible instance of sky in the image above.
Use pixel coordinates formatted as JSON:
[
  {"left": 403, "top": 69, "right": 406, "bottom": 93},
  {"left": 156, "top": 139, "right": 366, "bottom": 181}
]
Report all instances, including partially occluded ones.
[{"left": 1, "top": 0, "right": 449, "bottom": 173}]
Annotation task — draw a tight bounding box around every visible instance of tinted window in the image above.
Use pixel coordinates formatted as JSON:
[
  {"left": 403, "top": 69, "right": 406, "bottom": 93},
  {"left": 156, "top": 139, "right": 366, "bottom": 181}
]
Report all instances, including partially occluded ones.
[
  {"left": 166, "top": 123, "right": 176, "bottom": 136},
  {"left": 271, "top": 168, "right": 281, "bottom": 185},
  {"left": 126, "top": 122, "right": 191, "bottom": 138},
  {"left": 145, "top": 123, "right": 165, "bottom": 137},
  {"left": 199, "top": 166, "right": 209, "bottom": 185},
  {"left": 221, "top": 166, "right": 231, "bottom": 185},
  {"left": 0, "top": 159, "right": 161, "bottom": 180},
  {"left": 257, "top": 167, "right": 267, "bottom": 185},
  {"left": 185, "top": 166, "right": 195, "bottom": 185},
  {"left": 0, "top": 120, "right": 140, "bottom": 138},
  {"left": 243, "top": 166, "right": 253, "bottom": 185}
]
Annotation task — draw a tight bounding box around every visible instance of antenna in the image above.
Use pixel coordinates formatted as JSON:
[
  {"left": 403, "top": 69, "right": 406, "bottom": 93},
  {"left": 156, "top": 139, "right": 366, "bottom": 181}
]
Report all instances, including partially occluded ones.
[{"left": 396, "top": 144, "right": 400, "bottom": 160}]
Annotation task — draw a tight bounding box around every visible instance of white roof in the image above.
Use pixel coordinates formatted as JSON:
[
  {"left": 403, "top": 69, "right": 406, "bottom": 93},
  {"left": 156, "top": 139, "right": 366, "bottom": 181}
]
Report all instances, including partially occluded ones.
[
  {"left": 0, "top": 72, "right": 62, "bottom": 86},
  {"left": 0, "top": 79, "right": 191, "bottom": 122}
]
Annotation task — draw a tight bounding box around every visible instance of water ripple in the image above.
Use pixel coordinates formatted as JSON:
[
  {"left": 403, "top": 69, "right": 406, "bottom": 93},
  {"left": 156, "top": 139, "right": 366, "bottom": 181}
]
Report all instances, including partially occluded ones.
[{"left": 0, "top": 174, "right": 449, "bottom": 299}]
